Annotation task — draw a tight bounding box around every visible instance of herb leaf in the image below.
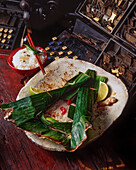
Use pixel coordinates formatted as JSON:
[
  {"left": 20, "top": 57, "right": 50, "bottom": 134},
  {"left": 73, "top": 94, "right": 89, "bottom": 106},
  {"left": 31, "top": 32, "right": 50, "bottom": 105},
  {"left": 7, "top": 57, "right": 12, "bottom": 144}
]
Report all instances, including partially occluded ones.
[{"left": 24, "top": 44, "right": 40, "bottom": 54}]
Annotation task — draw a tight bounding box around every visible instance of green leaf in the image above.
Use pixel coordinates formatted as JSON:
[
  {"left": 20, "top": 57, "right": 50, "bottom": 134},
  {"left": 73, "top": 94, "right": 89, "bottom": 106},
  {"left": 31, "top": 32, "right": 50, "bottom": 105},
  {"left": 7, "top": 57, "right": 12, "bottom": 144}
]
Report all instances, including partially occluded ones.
[
  {"left": 20, "top": 117, "right": 71, "bottom": 150},
  {"left": 24, "top": 44, "right": 40, "bottom": 54},
  {"left": 20, "top": 119, "right": 49, "bottom": 134},
  {"left": 63, "top": 69, "right": 95, "bottom": 100},
  {"left": 71, "top": 87, "right": 90, "bottom": 149},
  {"left": 68, "top": 105, "right": 75, "bottom": 120},
  {"left": 1, "top": 95, "right": 47, "bottom": 126},
  {"left": 41, "top": 116, "right": 72, "bottom": 134},
  {"left": 41, "top": 129, "right": 71, "bottom": 150}
]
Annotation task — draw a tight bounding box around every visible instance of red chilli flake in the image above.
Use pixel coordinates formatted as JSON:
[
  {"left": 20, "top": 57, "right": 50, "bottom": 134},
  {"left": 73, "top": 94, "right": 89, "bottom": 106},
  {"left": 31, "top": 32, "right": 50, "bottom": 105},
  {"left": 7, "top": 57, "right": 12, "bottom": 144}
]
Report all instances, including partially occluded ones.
[
  {"left": 60, "top": 107, "right": 66, "bottom": 115},
  {"left": 67, "top": 99, "right": 72, "bottom": 105}
]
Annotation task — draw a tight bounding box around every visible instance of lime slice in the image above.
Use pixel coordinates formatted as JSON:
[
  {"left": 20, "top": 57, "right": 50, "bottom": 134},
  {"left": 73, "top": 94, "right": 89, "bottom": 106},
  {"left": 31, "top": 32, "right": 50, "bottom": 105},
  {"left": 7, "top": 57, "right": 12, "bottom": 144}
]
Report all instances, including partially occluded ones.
[
  {"left": 97, "top": 81, "right": 109, "bottom": 101},
  {"left": 29, "top": 86, "right": 45, "bottom": 95}
]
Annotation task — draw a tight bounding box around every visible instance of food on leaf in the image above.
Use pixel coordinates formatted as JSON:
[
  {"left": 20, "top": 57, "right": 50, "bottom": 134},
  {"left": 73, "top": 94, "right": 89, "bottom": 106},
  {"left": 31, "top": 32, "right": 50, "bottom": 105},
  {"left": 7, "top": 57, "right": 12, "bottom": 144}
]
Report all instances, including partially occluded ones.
[
  {"left": 1, "top": 69, "right": 109, "bottom": 151},
  {"left": 1, "top": 58, "right": 127, "bottom": 152}
]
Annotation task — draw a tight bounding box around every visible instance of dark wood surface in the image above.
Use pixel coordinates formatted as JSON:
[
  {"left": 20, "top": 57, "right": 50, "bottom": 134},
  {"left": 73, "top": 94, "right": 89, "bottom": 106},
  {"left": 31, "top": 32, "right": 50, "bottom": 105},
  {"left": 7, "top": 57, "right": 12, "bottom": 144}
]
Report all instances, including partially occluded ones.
[{"left": 0, "top": 49, "right": 136, "bottom": 170}]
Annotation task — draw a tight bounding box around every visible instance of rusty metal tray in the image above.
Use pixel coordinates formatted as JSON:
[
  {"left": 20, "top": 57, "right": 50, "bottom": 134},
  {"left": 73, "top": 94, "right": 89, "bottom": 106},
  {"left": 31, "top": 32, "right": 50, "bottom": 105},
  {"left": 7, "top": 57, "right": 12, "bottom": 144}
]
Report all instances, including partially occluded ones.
[
  {"left": 0, "top": 1, "right": 25, "bottom": 50},
  {"left": 115, "top": 2, "right": 136, "bottom": 54},
  {"left": 44, "top": 19, "right": 109, "bottom": 65},
  {"left": 95, "top": 38, "right": 136, "bottom": 91},
  {"left": 77, "top": 0, "right": 134, "bottom": 35}
]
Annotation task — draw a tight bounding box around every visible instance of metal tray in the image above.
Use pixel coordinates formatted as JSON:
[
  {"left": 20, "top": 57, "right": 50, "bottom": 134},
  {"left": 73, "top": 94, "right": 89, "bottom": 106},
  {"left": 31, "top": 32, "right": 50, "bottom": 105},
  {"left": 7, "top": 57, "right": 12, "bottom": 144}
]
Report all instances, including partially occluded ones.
[
  {"left": 95, "top": 38, "right": 136, "bottom": 91},
  {"left": 115, "top": 2, "right": 136, "bottom": 54},
  {"left": 44, "top": 19, "right": 109, "bottom": 64},
  {"left": 77, "top": 0, "right": 134, "bottom": 35},
  {"left": 0, "top": 1, "right": 25, "bottom": 50}
]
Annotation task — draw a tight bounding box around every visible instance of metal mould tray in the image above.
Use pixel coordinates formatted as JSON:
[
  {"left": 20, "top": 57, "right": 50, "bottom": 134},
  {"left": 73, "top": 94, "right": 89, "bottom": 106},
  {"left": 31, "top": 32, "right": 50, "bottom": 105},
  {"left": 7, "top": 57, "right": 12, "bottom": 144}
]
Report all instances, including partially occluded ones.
[
  {"left": 0, "top": 5, "right": 24, "bottom": 50},
  {"left": 45, "top": 30, "right": 99, "bottom": 64},
  {"left": 115, "top": 2, "right": 136, "bottom": 53},
  {"left": 0, "top": 0, "right": 23, "bottom": 13},
  {"left": 77, "top": 0, "right": 134, "bottom": 35},
  {"left": 95, "top": 38, "right": 136, "bottom": 91},
  {"left": 72, "top": 19, "right": 108, "bottom": 52},
  {"left": 44, "top": 19, "right": 109, "bottom": 64}
]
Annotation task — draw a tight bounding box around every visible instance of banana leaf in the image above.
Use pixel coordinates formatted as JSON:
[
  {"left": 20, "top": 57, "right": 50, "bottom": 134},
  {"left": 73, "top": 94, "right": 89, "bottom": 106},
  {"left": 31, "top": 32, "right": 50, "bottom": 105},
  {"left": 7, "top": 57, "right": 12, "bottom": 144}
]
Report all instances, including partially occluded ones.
[
  {"left": 70, "top": 87, "right": 92, "bottom": 150},
  {"left": 68, "top": 105, "right": 75, "bottom": 119},
  {"left": 62, "top": 69, "right": 95, "bottom": 100},
  {"left": 1, "top": 95, "right": 46, "bottom": 126},
  {"left": 41, "top": 129, "right": 71, "bottom": 150},
  {"left": 19, "top": 119, "right": 49, "bottom": 134},
  {"left": 41, "top": 116, "right": 72, "bottom": 134},
  {"left": 20, "top": 118, "right": 71, "bottom": 150}
]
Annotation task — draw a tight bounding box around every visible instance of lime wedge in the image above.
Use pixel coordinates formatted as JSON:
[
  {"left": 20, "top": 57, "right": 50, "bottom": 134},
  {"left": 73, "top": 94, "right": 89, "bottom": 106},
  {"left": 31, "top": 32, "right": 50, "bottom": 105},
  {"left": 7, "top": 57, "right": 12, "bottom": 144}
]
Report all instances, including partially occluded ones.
[
  {"left": 29, "top": 87, "right": 45, "bottom": 95},
  {"left": 97, "top": 81, "right": 109, "bottom": 101}
]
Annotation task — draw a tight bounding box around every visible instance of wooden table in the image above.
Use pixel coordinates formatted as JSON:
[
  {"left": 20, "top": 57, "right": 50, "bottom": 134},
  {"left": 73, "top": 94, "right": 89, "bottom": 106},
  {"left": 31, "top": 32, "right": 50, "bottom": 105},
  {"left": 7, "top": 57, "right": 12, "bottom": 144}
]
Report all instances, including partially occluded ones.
[{"left": 0, "top": 49, "right": 136, "bottom": 170}]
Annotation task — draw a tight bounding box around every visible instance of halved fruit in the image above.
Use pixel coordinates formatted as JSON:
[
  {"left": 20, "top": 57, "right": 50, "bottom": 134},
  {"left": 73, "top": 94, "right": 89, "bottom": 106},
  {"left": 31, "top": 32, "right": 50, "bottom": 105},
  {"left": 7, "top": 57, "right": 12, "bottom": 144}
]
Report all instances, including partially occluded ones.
[
  {"left": 97, "top": 81, "right": 109, "bottom": 101},
  {"left": 29, "top": 87, "right": 45, "bottom": 95}
]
